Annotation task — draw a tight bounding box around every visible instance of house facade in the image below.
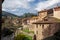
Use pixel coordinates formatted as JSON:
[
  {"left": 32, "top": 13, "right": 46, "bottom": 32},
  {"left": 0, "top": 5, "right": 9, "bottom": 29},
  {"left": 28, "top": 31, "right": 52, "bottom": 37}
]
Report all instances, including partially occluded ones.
[
  {"left": 33, "top": 17, "right": 60, "bottom": 40},
  {"left": 12, "top": 18, "right": 22, "bottom": 27},
  {"left": 38, "top": 9, "right": 53, "bottom": 20},
  {"left": 27, "top": 16, "right": 39, "bottom": 31},
  {"left": 53, "top": 7, "right": 60, "bottom": 19},
  {"left": 28, "top": 9, "right": 53, "bottom": 32},
  {"left": 32, "top": 6, "right": 60, "bottom": 40},
  {"left": 38, "top": 10, "right": 48, "bottom": 20},
  {"left": 21, "top": 6, "right": 60, "bottom": 40},
  {"left": 29, "top": 9, "right": 54, "bottom": 32},
  {"left": 22, "top": 18, "right": 31, "bottom": 28}
]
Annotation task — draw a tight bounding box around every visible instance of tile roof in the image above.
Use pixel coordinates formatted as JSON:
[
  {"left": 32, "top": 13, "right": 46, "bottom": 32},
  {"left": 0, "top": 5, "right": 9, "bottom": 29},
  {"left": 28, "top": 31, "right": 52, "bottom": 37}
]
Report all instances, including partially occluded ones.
[
  {"left": 38, "top": 6, "right": 60, "bottom": 13},
  {"left": 22, "top": 17, "right": 31, "bottom": 21},
  {"left": 33, "top": 16, "right": 60, "bottom": 24},
  {"left": 38, "top": 9, "right": 47, "bottom": 13},
  {"left": 54, "top": 6, "right": 60, "bottom": 9},
  {"left": 30, "top": 16, "right": 39, "bottom": 20}
]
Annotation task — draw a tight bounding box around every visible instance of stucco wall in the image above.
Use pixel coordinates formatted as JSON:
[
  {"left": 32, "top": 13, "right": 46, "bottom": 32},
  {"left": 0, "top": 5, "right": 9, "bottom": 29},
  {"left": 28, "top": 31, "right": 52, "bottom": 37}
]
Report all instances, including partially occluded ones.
[
  {"left": 53, "top": 10, "right": 60, "bottom": 19},
  {"left": 38, "top": 12, "right": 47, "bottom": 19},
  {"left": 29, "top": 24, "right": 36, "bottom": 31}
]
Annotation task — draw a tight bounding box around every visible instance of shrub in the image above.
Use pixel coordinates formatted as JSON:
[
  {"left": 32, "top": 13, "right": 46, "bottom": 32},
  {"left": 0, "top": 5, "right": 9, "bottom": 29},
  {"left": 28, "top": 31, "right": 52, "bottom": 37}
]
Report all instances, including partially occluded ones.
[{"left": 15, "top": 33, "right": 32, "bottom": 40}]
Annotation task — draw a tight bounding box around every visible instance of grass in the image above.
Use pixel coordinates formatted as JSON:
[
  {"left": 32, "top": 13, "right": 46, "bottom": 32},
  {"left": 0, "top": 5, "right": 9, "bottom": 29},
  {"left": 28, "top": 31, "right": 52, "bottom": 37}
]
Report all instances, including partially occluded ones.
[
  {"left": 23, "top": 29, "right": 30, "bottom": 33},
  {"left": 23, "top": 29, "right": 34, "bottom": 34},
  {"left": 25, "top": 35, "right": 32, "bottom": 40},
  {"left": 15, "top": 33, "right": 32, "bottom": 40}
]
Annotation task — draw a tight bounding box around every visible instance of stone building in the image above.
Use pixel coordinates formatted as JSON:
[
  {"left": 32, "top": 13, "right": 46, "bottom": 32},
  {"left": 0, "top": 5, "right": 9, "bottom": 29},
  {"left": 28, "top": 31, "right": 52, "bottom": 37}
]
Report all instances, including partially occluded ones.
[
  {"left": 32, "top": 6, "right": 60, "bottom": 40},
  {"left": 12, "top": 18, "right": 22, "bottom": 27},
  {"left": 38, "top": 9, "right": 53, "bottom": 20},
  {"left": 21, "top": 6, "right": 60, "bottom": 40},
  {"left": 27, "top": 16, "right": 39, "bottom": 24},
  {"left": 33, "top": 16, "right": 60, "bottom": 40},
  {"left": 53, "top": 7, "right": 60, "bottom": 19},
  {"left": 29, "top": 9, "right": 53, "bottom": 32},
  {"left": 27, "top": 16, "right": 39, "bottom": 31},
  {"left": 22, "top": 18, "right": 31, "bottom": 28},
  {"left": 22, "top": 18, "right": 30, "bottom": 25}
]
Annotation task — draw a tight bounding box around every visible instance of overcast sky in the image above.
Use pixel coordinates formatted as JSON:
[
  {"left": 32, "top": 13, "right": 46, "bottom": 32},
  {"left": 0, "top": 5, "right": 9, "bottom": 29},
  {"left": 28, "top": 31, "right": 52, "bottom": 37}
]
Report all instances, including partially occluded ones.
[{"left": 2, "top": 0, "right": 60, "bottom": 16}]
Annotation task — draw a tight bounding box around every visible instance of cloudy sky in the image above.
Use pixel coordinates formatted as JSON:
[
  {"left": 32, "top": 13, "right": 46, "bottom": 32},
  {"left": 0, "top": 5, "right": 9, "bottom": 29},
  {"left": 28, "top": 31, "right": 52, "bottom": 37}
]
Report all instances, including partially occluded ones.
[{"left": 2, "top": 0, "right": 60, "bottom": 16}]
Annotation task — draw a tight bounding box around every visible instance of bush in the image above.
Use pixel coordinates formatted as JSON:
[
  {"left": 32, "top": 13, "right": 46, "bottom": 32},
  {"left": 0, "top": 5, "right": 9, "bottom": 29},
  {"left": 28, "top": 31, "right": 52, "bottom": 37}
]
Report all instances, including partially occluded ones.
[{"left": 15, "top": 33, "right": 32, "bottom": 40}]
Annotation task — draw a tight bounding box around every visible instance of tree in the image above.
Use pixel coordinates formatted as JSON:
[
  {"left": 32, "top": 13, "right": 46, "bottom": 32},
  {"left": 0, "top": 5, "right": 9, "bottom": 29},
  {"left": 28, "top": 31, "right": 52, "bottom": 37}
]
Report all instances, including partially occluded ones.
[
  {"left": 15, "top": 33, "right": 32, "bottom": 40},
  {"left": 20, "top": 13, "right": 37, "bottom": 18}
]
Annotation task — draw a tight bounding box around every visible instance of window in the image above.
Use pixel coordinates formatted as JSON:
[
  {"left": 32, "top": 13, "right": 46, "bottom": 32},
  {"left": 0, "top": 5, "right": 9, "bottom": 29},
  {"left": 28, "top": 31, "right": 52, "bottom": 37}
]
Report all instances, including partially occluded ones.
[
  {"left": 40, "top": 24, "right": 41, "bottom": 26},
  {"left": 47, "top": 24, "right": 51, "bottom": 34},
  {"left": 36, "top": 31, "right": 38, "bottom": 34},
  {"left": 44, "top": 18, "right": 48, "bottom": 21},
  {"left": 36, "top": 24, "right": 38, "bottom": 28},
  {"left": 42, "top": 24, "right": 44, "bottom": 29},
  {"left": 47, "top": 9, "right": 53, "bottom": 16}
]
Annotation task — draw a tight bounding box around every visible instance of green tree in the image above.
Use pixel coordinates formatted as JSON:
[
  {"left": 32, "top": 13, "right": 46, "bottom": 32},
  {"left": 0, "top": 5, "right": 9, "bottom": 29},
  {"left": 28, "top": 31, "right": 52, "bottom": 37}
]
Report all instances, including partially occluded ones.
[
  {"left": 20, "top": 13, "right": 37, "bottom": 18},
  {"left": 15, "top": 33, "right": 32, "bottom": 40}
]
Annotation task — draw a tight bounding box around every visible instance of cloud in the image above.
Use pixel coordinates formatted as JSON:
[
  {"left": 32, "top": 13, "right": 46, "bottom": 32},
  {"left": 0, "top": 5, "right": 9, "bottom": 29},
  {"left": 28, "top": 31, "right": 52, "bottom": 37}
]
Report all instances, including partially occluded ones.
[
  {"left": 35, "top": 0, "right": 60, "bottom": 11},
  {"left": 27, "top": 0, "right": 35, "bottom": 2},
  {"left": 2, "top": 0, "right": 35, "bottom": 10},
  {"left": 2, "top": 0, "right": 37, "bottom": 16},
  {"left": 3, "top": 0, "right": 60, "bottom": 16}
]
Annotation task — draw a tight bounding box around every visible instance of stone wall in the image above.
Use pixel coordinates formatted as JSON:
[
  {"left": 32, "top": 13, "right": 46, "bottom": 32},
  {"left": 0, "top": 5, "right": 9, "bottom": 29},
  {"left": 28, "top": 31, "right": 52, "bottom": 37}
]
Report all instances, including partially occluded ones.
[
  {"left": 42, "top": 24, "right": 60, "bottom": 39},
  {"left": 34, "top": 23, "right": 60, "bottom": 40}
]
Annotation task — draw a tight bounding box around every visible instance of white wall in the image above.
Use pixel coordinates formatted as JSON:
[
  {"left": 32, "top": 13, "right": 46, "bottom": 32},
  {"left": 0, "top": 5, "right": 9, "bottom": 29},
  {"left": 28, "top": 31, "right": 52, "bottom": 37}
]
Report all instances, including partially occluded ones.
[{"left": 53, "top": 10, "right": 60, "bottom": 19}]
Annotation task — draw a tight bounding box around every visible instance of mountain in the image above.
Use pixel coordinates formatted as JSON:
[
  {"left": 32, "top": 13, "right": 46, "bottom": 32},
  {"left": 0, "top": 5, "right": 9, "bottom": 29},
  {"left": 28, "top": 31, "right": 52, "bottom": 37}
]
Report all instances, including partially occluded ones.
[
  {"left": 19, "top": 13, "right": 37, "bottom": 18},
  {"left": 2, "top": 11, "right": 20, "bottom": 18},
  {"left": 2, "top": 11, "right": 22, "bottom": 30}
]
